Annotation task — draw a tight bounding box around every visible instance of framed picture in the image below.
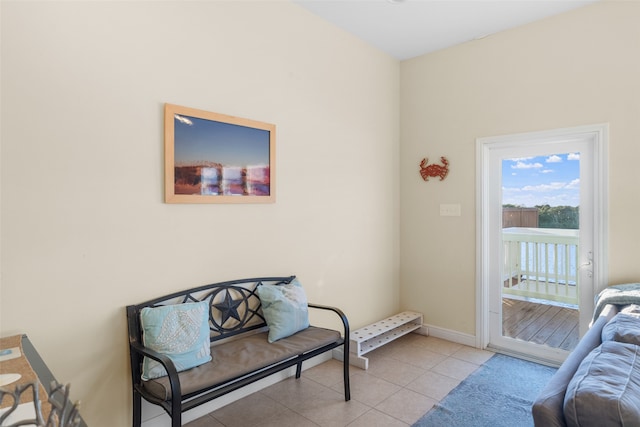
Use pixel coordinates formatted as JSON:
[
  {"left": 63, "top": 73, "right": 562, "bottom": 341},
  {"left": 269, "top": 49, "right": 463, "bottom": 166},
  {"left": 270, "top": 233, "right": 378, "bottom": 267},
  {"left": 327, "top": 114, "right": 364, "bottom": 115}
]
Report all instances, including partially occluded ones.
[{"left": 164, "top": 104, "right": 275, "bottom": 203}]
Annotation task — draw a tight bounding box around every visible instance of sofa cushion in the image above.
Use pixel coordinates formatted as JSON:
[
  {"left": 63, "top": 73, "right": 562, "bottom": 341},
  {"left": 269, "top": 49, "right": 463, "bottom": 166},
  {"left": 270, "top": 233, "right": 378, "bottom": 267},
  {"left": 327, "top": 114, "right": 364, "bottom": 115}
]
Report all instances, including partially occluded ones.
[
  {"left": 140, "top": 300, "right": 212, "bottom": 380},
  {"left": 563, "top": 340, "right": 640, "bottom": 427},
  {"left": 256, "top": 278, "right": 310, "bottom": 343},
  {"left": 601, "top": 312, "right": 640, "bottom": 345}
]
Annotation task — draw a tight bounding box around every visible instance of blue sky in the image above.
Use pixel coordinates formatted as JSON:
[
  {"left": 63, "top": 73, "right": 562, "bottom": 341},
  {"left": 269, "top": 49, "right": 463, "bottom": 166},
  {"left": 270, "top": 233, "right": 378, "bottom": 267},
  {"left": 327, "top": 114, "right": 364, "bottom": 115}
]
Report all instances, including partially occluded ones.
[
  {"left": 174, "top": 114, "right": 270, "bottom": 167},
  {"left": 502, "top": 153, "right": 580, "bottom": 207}
]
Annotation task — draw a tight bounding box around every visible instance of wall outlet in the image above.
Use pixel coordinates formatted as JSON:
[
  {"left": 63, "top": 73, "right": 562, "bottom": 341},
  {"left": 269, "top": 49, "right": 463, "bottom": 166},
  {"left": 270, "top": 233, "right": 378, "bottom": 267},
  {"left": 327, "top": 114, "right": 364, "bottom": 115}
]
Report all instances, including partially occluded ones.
[{"left": 440, "top": 204, "right": 461, "bottom": 216}]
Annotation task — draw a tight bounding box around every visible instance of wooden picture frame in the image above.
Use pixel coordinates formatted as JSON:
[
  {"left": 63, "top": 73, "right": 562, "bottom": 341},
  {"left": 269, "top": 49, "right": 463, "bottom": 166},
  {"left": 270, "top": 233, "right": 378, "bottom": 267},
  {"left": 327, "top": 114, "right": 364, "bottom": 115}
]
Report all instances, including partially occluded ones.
[{"left": 164, "top": 104, "right": 275, "bottom": 203}]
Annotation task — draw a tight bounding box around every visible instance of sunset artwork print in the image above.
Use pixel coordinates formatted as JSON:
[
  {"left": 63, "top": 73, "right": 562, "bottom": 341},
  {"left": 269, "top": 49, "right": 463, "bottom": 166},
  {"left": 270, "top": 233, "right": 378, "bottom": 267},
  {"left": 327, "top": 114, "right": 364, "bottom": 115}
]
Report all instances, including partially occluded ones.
[{"left": 164, "top": 104, "right": 275, "bottom": 203}]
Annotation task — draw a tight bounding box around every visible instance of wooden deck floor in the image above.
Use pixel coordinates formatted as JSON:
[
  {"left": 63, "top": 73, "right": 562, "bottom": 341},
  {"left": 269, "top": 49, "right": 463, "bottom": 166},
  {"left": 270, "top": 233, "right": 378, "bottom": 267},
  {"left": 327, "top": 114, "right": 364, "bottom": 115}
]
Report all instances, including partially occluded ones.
[{"left": 502, "top": 298, "right": 579, "bottom": 351}]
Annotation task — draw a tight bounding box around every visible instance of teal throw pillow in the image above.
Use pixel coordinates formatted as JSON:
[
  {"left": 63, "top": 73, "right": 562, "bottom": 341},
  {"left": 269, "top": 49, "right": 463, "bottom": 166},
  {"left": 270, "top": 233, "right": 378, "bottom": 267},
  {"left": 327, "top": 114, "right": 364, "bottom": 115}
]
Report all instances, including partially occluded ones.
[
  {"left": 140, "top": 300, "right": 211, "bottom": 380},
  {"left": 257, "top": 279, "right": 310, "bottom": 343}
]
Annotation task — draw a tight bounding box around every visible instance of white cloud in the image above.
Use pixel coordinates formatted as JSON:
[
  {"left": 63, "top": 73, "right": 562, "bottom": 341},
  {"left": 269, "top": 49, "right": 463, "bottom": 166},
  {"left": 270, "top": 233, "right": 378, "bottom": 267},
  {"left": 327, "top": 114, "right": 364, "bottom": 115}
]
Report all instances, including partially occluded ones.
[
  {"left": 546, "top": 155, "right": 562, "bottom": 163},
  {"left": 517, "top": 179, "right": 580, "bottom": 193},
  {"left": 541, "top": 169, "right": 554, "bottom": 174},
  {"left": 522, "top": 182, "right": 567, "bottom": 192},
  {"left": 566, "top": 178, "right": 580, "bottom": 189},
  {"left": 568, "top": 153, "right": 580, "bottom": 160},
  {"left": 511, "top": 161, "right": 543, "bottom": 170},
  {"left": 502, "top": 187, "right": 580, "bottom": 207}
]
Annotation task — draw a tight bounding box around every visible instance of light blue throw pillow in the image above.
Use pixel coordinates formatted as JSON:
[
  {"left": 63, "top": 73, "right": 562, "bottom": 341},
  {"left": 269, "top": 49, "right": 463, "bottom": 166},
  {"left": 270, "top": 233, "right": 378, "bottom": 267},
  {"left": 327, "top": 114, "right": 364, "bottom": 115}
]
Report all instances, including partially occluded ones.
[
  {"left": 140, "top": 300, "right": 212, "bottom": 380},
  {"left": 256, "top": 279, "right": 310, "bottom": 343}
]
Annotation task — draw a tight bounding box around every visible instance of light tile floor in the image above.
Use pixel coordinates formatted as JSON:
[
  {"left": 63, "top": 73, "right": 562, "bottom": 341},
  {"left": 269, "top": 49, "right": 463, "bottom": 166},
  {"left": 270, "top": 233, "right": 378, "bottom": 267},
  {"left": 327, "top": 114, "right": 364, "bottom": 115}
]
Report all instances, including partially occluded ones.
[{"left": 186, "top": 334, "right": 494, "bottom": 427}]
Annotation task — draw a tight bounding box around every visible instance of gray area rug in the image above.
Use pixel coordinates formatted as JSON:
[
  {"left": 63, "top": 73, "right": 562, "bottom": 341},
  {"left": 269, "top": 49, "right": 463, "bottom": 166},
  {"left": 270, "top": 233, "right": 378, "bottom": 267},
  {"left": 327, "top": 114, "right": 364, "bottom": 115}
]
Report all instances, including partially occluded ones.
[{"left": 413, "top": 353, "right": 557, "bottom": 427}]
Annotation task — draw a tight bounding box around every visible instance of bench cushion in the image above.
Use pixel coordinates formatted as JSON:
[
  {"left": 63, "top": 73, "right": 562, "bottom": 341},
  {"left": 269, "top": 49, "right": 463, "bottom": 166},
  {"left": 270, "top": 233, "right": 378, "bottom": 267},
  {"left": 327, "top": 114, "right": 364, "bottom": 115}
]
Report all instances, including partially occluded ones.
[{"left": 142, "top": 326, "right": 341, "bottom": 401}]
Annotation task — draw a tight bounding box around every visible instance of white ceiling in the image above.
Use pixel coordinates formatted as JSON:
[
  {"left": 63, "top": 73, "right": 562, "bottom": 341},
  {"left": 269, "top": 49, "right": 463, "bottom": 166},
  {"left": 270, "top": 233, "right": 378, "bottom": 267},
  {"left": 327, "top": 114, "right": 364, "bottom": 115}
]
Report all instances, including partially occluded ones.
[{"left": 294, "top": 0, "right": 599, "bottom": 60}]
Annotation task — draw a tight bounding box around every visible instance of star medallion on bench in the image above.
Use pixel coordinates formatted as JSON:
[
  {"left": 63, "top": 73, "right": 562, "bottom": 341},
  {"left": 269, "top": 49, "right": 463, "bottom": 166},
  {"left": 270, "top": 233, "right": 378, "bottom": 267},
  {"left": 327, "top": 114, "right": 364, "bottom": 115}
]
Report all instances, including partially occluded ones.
[{"left": 213, "top": 291, "right": 242, "bottom": 325}]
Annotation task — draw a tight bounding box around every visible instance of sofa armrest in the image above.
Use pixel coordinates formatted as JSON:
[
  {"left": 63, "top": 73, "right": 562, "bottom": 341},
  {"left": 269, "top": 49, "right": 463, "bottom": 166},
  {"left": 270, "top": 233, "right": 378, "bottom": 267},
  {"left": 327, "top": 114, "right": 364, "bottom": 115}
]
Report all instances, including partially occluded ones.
[{"left": 532, "top": 304, "right": 619, "bottom": 427}]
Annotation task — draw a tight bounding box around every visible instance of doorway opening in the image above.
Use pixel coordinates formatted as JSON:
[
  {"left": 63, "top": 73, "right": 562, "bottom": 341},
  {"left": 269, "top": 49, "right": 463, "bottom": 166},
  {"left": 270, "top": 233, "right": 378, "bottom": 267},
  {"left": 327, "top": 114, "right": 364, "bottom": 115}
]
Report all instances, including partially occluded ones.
[
  {"left": 501, "top": 159, "right": 580, "bottom": 353},
  {"left": 476, "top": 124, "right": 608, "bottom": 365}
]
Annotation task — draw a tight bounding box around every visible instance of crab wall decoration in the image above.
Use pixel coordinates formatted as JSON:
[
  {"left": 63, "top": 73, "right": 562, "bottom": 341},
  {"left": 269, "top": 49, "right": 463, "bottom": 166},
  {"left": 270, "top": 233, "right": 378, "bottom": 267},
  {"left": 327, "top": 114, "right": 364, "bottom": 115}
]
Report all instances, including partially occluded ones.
[{"left": 419, "top": 156, "right": 449, "bottom": 181}]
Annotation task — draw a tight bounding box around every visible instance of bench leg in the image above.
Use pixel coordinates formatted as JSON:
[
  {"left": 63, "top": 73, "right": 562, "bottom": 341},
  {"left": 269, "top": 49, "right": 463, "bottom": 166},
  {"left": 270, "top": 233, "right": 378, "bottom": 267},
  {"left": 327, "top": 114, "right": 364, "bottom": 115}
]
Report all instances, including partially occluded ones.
[
  {"left": 343, "top": 350, "right": 351, "bottom": 401},
  {"left": 132, "top": 389, "right": 142, "bottom": 427},
  {"left": 295, "top": 361, "right": 302, "bottom": 379},
  {"left": 171, "top": 399, "right": 182, "bottom": 427}
]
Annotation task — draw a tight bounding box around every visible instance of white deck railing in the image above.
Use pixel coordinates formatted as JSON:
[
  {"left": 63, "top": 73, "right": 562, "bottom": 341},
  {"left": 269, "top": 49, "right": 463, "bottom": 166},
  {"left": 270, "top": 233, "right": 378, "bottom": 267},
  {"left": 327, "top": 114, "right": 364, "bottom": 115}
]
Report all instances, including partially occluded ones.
[{"left": 503, "top": 227, "right": 579, "bottom": 306}]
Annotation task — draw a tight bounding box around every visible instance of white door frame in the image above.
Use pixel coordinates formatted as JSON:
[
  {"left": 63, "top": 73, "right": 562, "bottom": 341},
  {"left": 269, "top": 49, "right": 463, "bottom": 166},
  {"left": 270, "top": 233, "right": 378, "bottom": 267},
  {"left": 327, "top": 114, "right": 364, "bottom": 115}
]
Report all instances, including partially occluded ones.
[{"left": 475, "top": 124, "right": 609, "bottom": 363}]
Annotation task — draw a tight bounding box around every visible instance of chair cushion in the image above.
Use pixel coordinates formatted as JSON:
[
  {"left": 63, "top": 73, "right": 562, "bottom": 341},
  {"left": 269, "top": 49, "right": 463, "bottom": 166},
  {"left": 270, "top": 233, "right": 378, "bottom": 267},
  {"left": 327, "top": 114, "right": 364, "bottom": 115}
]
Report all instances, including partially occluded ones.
[{"left": 564, "top": 340, "right": 640, "bottom": 427}]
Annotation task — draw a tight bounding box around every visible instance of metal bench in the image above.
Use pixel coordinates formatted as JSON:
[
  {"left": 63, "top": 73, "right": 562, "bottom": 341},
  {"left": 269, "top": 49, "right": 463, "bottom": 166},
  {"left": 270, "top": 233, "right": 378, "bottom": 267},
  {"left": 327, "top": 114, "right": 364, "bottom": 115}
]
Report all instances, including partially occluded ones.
[{"left": 126, "top": 276, "right": 350, "bottom": 427}]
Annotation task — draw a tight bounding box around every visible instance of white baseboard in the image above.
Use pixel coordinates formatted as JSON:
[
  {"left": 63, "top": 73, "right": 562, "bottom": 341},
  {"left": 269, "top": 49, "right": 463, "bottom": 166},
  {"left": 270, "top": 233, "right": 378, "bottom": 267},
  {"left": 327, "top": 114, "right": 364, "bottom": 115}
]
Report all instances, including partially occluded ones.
[
  {"left": 421, "top": 323, "right": 478, "bottom": 348},
  {"left": 140, "top": 352, "right": 333, "bottom": 427},
  {"left": 332, "top": 347, "right": 368, "bottom": 370},
  {"left": 415, "top": 325, "right": 429, "bottom": 336}
]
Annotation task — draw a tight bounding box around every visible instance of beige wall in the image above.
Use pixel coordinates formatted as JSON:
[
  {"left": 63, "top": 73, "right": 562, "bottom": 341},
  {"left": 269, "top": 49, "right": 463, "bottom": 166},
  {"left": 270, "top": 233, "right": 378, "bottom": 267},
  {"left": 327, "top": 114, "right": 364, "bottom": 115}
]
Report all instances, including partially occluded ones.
[
  {"left": 400, "top": 1, "right": 640, "bottom": 336},
  {"left": 4, "top": 0, "right": 640, "bottom": 425},
  {"left": 0, "top": 1, "right": 399, "bottom": 425}
]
